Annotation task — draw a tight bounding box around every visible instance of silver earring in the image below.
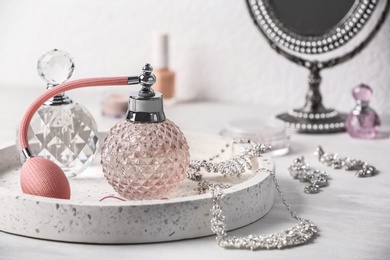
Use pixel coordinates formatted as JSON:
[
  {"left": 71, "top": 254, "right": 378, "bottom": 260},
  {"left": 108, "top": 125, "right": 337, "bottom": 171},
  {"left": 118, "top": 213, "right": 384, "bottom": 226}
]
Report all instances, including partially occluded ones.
[
  {"left": 315, "top": 146, "right": 377, "bottom": 177},
  {"left": 288, "top": 156, "right": 328, "bottom": 194}
]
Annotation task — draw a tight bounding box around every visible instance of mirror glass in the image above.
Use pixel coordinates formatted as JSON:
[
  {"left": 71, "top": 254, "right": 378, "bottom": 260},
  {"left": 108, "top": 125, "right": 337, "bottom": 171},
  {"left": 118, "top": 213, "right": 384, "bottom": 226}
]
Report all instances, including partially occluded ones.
[
  {"left": 249, "top": 0, "right": 378, "bottom": 55},
  {"left": 270, "top": 0, "right": 355, "bottom": 36}
]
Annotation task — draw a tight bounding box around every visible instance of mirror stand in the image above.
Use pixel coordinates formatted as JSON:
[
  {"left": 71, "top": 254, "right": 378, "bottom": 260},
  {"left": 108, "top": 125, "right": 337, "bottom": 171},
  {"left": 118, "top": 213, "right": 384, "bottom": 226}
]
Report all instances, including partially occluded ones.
[{"left": 276, "top": 62, "right": 346, "bottom": 133}]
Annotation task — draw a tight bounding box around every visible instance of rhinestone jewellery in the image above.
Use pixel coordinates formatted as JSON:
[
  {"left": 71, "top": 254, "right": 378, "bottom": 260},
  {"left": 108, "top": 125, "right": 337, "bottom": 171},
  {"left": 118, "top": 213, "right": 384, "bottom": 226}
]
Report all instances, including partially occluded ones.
[
  {"left": 187, "top": 139, "right": 318, "bottom": 250},
  {"left": 288, "top": 156, "right": 329, "bottom": 194},
  {"left": 288, "top": 146, "right": 377, "bottom": 194},
  {"left": 315, "top": 146, "right": 378, "bottom": 177},
  {"left": 187, "top": 139, "right": 269, "bottom": 181}
]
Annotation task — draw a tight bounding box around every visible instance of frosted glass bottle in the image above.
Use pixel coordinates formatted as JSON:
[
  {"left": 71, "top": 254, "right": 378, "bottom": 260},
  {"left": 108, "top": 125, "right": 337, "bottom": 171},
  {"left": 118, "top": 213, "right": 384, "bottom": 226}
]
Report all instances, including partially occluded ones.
[
  {"left": 101, "top": 64, "right": 190, "bottom": 200},
  {"left": 17, "top": 49, "right": 99, "bottom": 177}
]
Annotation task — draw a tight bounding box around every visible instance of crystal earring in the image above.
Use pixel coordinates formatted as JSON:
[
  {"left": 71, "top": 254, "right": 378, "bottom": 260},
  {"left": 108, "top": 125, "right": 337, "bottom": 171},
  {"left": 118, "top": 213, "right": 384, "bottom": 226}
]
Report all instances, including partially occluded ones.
[
  {"left": 315, "top": 146, "right": 377, "bottom": 177},
  {"left": 288, "top": 156, "right": 328, "bottom": 194}
]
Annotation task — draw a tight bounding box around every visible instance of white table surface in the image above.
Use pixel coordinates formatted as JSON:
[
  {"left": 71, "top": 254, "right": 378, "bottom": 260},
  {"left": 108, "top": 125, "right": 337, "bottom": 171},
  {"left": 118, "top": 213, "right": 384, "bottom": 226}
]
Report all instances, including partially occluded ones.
[{"left": 1, "top": 88, "right": 390, "bottom": 260}]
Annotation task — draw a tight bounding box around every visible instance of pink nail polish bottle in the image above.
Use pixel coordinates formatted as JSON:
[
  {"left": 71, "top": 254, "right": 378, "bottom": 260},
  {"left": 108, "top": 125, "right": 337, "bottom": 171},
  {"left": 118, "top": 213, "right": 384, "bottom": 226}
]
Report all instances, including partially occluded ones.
[{"left": 152, "top": 34, "right": 176, "bottom": 102}]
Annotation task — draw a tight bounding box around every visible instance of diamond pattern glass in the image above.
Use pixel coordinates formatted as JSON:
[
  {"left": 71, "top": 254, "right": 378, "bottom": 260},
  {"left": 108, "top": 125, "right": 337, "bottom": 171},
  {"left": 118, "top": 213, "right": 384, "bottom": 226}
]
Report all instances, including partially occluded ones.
[
  {"left": 101, "top": 119, "right": 190, "bottom": 200},
  {"left": 37, "top": 49, "right": 75, "bottom": 85},
  {"left": 18, "top": 103, "right": 99, "bottom": 177}
]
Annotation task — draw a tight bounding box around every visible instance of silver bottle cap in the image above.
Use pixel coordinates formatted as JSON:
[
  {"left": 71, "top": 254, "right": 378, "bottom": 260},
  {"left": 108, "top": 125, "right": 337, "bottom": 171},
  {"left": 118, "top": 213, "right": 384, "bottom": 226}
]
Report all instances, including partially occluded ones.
[
  {"left": 37, "top": 49, "right": 75, "bottom": 106},
  {"left": 126, "top": 64, "right": 166, "bottom": 123}
]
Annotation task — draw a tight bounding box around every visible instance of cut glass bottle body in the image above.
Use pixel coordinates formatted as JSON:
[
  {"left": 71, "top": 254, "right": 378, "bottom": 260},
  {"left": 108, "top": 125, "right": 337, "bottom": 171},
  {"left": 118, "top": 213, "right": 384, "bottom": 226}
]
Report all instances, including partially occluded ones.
[
  {"left": 22, "top": 103, "right": 99, "bottom": 177},
  {"left": 101, "top": 119, "right": 190, "bottom": 200},
  {"left": 346, "top": 108, "right": 380, "bottom": 139}
]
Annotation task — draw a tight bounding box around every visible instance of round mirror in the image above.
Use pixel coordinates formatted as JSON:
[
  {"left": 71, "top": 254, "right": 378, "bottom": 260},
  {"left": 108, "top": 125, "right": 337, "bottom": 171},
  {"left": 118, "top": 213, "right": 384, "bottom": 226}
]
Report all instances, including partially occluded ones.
[
  {"left": 246, "top": 0, "right": 389, "bottom": 133},
  {"left": 270, "top": 0, "right": 356, "bottom": 37}
]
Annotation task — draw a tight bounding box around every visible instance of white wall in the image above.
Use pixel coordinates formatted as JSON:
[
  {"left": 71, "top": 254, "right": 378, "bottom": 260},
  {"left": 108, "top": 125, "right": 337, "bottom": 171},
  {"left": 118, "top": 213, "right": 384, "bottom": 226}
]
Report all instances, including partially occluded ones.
[{"left": 0, "top": 0, "right": 389, "bottom": 114}]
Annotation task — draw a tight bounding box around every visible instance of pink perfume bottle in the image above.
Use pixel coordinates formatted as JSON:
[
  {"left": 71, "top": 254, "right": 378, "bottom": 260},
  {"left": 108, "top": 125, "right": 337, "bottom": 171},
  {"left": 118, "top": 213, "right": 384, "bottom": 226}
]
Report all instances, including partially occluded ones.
[
  {"left": 101, "top": 64, "right": 190, "bottom": 200},
  {"left": 346, "top": 84, "right": 380, "bottom": 139}
]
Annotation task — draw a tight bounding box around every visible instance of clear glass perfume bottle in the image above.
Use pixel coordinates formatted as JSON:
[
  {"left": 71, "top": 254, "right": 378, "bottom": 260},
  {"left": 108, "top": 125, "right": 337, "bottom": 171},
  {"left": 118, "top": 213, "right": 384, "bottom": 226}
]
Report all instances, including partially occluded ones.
[
  {"left": 17, "top": 49, "right": 99, "bottom": 177},
  {"left": 101, "top": 64, "right": 190, "bottom": 200},
  {"left": 345, "top": 84, "right": 380, "bottom": 139}
]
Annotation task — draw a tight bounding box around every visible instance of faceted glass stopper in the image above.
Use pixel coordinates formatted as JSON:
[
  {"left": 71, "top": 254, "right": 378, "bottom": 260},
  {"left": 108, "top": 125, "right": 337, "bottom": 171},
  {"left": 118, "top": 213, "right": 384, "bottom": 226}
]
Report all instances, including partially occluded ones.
[
  {"left": 352, "top": 84, "right": 372, "bottom": 103},
  {"left": 37, "top": 49, "right": 75, "bottom": 85}
]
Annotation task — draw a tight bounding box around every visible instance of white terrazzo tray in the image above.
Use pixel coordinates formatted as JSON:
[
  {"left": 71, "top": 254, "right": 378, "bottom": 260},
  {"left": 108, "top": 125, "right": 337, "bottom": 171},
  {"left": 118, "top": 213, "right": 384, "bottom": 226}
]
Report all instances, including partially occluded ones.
[{"left": 0, "top": 132, "right": 275, "bottom": 244}]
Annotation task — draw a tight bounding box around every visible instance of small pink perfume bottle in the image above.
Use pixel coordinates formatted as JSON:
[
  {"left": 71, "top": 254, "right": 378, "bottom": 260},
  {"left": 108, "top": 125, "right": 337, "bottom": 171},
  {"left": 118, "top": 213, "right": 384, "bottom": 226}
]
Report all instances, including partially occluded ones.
[
  {"left": 345, "top": 84, "right": 380, "bottom": 139},
  {"left": 101, "top": 64, "right": 190, "bottom": 200}
]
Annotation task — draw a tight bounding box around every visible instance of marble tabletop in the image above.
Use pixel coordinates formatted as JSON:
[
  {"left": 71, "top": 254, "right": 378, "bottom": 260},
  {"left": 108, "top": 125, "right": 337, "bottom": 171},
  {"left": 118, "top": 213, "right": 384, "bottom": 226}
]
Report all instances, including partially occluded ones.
[{"left": 1, "top": 88, "right": 389, "bottom": 260}]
